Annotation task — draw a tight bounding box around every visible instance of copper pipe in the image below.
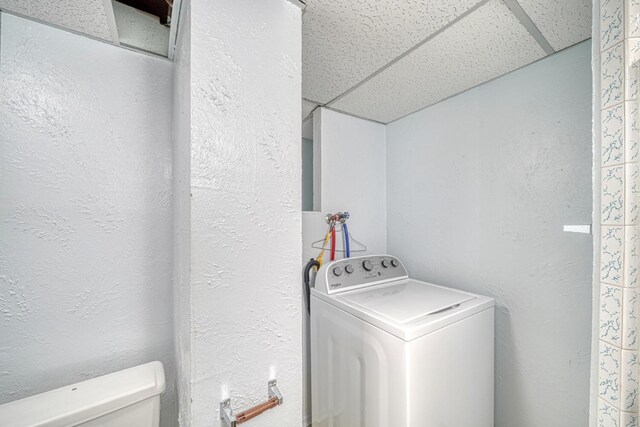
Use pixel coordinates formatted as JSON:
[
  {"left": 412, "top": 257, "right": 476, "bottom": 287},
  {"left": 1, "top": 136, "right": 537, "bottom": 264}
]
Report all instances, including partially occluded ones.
[{"left": 235, "top": 396, "right": 280, "bottom": 424}]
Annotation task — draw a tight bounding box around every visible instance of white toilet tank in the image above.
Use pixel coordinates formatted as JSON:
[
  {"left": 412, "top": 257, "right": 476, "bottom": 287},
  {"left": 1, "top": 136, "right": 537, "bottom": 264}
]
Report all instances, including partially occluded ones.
[{"left": 0, "top": 361, "right": 165, "bottom": 427}]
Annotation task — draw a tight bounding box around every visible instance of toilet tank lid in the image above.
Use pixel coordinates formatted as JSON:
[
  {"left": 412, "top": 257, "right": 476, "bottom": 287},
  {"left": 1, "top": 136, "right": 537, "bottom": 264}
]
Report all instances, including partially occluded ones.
[{"left": 0, "top": 361, "right": 166, "bottom": 427}]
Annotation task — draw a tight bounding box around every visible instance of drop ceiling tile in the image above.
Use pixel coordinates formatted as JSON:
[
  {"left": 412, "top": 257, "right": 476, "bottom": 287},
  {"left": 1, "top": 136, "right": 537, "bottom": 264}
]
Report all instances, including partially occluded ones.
[
  {"left": 330, "top": 0, "right": 546, "bottom": 123},
  {"left": 0, "top": 0, "right": 115, "bottom": 41},
  {"left": 302, "top": 0, "right": 484, "bottom": 104},
  {"left": 517, "top": 0, "right": 592, "bottom": 51},
  {"left": 302, "top": 99, "right": 318, "bottom": 121}
]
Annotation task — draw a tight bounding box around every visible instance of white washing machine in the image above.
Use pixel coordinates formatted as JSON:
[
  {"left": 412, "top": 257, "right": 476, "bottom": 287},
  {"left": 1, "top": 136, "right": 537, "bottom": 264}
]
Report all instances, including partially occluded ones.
[{"left": 311, "top": 255, "right": 494, "bottom": 427}]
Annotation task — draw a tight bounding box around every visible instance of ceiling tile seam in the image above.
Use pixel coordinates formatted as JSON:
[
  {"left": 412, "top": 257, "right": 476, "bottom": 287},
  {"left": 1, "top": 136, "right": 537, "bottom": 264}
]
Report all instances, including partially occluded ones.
[
  {"left": 323, "top": 0, "right": 492, "bottom": 108},
  {"left": 303, "top": 97, "right": 323, "bottom": 105},
  {"left": 502, "top": 0, "right": 555, "bottom": 55},
  {"left": 385, "top": 38, "right": 591, "bottom": 125},
  {"left": 302, "top": 107, "right": 319, "bottom": 122},
  {"left": 0, "top": 9, "right": 172, "bottom": 61},
  {"left": 285, "top": 0, "right": 307, "bottom": 11},
  {"left": 302, "top": 97, "right": 323, "bottom": 122},
  {"left": 319, "top": 105, "right": 386, "bottom": 125}
]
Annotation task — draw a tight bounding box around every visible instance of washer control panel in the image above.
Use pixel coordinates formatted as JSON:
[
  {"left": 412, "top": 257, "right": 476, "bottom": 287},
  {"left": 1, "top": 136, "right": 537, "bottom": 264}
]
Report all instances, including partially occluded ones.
[{"left": 314, "top": 255, "right": 408, "bottom": 295}]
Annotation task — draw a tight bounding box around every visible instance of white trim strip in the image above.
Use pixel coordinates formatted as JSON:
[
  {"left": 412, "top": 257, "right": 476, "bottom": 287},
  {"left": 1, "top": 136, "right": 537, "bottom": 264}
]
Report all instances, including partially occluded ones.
[
  {"left": 102, "top": 0, "right": 120, "bottom": 44},
  {"left": 167, "top": 0, "right": 182, "bottom": 60},
  {"left": 563, "top": 225, "right": 592, "bottom": 234}
]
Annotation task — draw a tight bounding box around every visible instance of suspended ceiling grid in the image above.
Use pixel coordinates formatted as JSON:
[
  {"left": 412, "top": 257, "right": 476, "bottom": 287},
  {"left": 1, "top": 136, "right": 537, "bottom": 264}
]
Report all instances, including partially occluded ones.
[
  {"left": 0, "top": 0, "right": 173, "bottom": 56},
  {"left": 0, "top": 0, "right": 591, "bottom": 123},
  {"left": 0, "top": 0, "right": 118, "bottom": 41},
  {"left": 302, "top": 0, "right": 592, "bottom": 123}
]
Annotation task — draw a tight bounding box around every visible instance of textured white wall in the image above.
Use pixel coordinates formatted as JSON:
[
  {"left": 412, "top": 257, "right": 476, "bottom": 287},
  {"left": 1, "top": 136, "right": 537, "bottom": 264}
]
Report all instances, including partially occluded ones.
[
  {"left": 171, "top": 0, "right": 191, "bottom": 425},
  {"left": 185, "top": 0, "right": 303, "bottom": 425},
  {"left": 0, "top": 13, "right": 176, "bottom": 426},
  {"left": 386, "top": 42, "right": 592, "bottom": 427}
]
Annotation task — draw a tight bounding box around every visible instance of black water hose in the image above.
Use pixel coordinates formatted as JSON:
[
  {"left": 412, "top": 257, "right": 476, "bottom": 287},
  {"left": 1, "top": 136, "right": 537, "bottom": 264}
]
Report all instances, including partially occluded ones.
[{"left": 304, "top": 258, "right": 320, "bottom": 314}]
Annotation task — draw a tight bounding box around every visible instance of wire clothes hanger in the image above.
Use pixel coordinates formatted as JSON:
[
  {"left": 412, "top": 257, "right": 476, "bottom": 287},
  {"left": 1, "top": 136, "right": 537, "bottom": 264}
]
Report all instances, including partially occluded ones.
[{"left": 311, "top": 222, "right": 367, "bottom": 254}]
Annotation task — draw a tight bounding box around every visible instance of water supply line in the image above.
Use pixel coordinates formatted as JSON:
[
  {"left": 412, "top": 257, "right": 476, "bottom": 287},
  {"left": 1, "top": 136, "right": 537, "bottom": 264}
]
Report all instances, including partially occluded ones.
[
  {"left": 305, "top": 211, "right": 358, "bottom": 315},
  {"left": 343, "top": 222, "right": 350, "bottom": 258},
  {"left": 304, "top": 258, "right": 320, "bottom": 315}
]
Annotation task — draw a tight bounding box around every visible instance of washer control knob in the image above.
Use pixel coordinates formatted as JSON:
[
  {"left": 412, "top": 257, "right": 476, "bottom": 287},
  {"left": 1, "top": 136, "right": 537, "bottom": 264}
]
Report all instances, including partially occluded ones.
[
  {"left": 362, "top": 260, "right": 373, "bottom": 271},
  {"left": 381, "top": 259, "right": 389, "bottom": 268},
  {"left": 390, "top": 259, "right": 399, "bottom": 267},
  {"left": 344, "top": 264, "right": 354, "bottom": 274},
  {"left": 333, "top": 266, "right": 343, "bottom": 276}
]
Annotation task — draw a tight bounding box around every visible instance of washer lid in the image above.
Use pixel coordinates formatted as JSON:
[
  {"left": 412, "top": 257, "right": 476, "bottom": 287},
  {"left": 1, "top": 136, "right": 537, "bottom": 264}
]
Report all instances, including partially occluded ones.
[{"left": 340, "top": 279, "right": 475, "bottom": 324}]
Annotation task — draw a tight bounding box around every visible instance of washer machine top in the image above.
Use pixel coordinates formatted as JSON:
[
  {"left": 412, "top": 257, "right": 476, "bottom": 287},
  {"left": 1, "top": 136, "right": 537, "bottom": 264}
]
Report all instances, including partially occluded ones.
[
  {"left": 340, "top": 280, "right": 475, "bottom": 324},
  {"left": 312, "top": 255, "right": 494, "bottom": 341}
]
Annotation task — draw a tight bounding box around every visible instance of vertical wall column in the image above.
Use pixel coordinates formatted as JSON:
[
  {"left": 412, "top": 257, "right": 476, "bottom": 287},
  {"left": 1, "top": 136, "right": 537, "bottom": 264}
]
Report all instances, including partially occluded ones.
[
  {"left": 597, "top": 0, "right": 640, "bottom": 424},
  {"left": 172, "top": 0, "right": 303, "bottom": 425}
]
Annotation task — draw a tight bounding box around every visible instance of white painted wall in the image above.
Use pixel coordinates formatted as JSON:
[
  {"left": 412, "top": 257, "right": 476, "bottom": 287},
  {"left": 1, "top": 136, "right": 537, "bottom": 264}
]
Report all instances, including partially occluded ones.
[
  {"left": 171, "top": 0, "right": 191, "bottom": 425},
  {"left": 301, "top": 107, "right": 387, "bottom": 424},
  {"left": 319, "top": 109, "right": 387, "bottom": 255},
  {"left": 178, "top": 1, "right": 303, "bottom": 425},
  {"left": 0, "top": 13, "right": 176, "bottom": 427},
  {"left": 302, "top": 107, "right": 387, "bottom": 261},
  {"left": 386, "top": 41, "right": 593, "bottom": 427}
]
